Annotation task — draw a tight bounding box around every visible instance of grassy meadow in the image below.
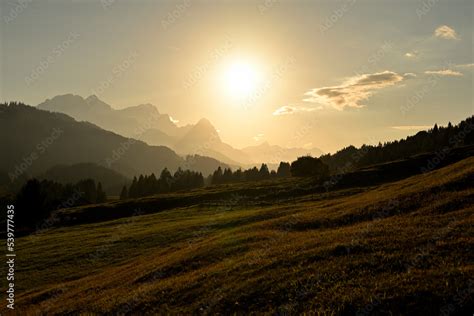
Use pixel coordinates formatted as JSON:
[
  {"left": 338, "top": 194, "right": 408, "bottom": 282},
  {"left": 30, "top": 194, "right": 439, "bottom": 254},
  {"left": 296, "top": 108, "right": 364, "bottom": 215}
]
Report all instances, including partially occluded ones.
[{"left": 4, "top": 157, "right": 474, "bottom": 314}]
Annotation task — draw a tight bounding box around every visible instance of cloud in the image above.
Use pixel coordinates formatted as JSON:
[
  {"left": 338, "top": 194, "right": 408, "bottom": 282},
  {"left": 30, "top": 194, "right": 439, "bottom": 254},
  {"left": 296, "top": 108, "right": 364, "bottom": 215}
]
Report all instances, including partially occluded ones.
[
  {"left": 169, "top": 116, "right": 179, "bottom": 124},
  {"left": 304, "top": 71, "right": 405, "bottom": 110},
  {"left": 253, "top": 133, "right": 265, "bottom": 142},
  {"left": 272, "top": 105, "right": 319, "bottom": 116},
  {"left": 405, "top": 51, "right": 419, "bottom": 58},
  {"left": 391, "top": 125, "right": 432, "bottom": 131},
  {"left": 434, "top": 25, "right": 458, "bottom": 40},
  {"left": 424, "top": 69, "right": 463, "bottom": 76},
  {"left": 455, "top": 63, "right": 474, "bottom": 68},
  {"left": 403, "top": 72, "right": 417, "bottom": 78},
  {"left": 273, "top": 106, "right": 296, "bottom": 116}
]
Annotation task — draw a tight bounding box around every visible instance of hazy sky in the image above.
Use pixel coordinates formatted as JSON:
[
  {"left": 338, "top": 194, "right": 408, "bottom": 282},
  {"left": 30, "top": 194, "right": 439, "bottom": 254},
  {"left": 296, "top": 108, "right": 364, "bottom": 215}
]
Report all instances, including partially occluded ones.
[{"left": 1, "top": 0, "right": 473, "bottom": 153}]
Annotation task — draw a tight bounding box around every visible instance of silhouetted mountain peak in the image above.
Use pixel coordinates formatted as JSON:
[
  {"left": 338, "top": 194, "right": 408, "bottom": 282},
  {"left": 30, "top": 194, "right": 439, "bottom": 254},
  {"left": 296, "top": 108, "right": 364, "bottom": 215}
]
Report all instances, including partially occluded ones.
[
  {"left": 86, "top": 94, "right": 99, "bottom": 101},
  {"left": 139, "top": 103, "right": 157, "bottom": 109},
  {"left": 50, "top": 93, "right": 84, "bottom": 104},
  {"left": 39, "top": 93, "right": 112, "bottom": 112},
  {"left": 192, "top": 118, "right": 219, "bottom": 136},
  {"left": 123, "top": 103, "right": 160, "bottom": 114},
  {"left": 85, "top": 95, "right": 112, "bottom": 110},
  {"left": 175, "top": 118, "right": 221, "bottom": 150},
  {"left": 196, "top": 118, "right": 215, "bottom": 129}
]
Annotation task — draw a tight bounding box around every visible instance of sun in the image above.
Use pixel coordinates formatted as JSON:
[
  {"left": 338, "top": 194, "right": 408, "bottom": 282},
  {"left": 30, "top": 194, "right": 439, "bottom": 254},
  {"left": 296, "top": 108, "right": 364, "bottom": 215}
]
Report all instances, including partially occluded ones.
[{"left": 222, "top": 60, "right": 262, "bottom": 100}]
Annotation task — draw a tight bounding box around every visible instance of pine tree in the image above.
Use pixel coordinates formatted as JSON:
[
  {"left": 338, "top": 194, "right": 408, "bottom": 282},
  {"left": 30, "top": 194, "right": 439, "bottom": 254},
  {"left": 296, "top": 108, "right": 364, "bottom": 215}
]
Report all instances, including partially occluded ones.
[
  {"left": 129, "top": 176, "right": 138, "bottom": 198},
  {"left": 96, "top": 182, "right": 106, "bottom": 203},
  {"left": 120, "top": 185, "right": 128, "bottom": 200},
  {"left": 259, "top": 163, "right": 270, "bottom": 179},
  {"left": 212, "top": 166, "right": 223, "bottom": 184},
  {"left": 159, "top": 168, "right": 173, "bottom": 192},
  {"left": 223, "top": 168, "right": 233, "bottom": 183},
  {"left": 277, "top": 162, "right": 291, "bottom": 177}
]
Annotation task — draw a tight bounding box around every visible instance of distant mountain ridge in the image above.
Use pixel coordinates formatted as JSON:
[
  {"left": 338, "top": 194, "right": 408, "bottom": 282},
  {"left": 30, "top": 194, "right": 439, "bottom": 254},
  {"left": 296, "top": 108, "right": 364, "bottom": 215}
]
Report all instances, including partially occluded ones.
[
  {"left": 173, "top": 118, "right": 253, "bottom": 166},
  {"left": 0, "top": 103, "right": 228, "bottom": 182},
  {"left": 37, "top": 94, "right": 192, "bottom": 138},
  {"left": 37, "top": 94, "right": 324, "bottom": 166},
  {"left": 241, "top": 141, "right": 324, "bottom": 164}
]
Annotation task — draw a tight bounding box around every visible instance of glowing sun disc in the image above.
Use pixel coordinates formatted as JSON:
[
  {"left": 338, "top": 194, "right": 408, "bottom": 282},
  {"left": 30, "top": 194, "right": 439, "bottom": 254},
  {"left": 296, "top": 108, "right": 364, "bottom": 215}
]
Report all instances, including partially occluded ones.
[{"left": 223, "top": 60, "right": 262, "bottom": 99}]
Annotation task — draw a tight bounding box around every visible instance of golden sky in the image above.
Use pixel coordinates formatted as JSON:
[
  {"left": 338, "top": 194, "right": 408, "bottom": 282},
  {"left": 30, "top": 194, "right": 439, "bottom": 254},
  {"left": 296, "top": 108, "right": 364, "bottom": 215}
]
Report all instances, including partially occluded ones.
[{"left": 1, "top": 0, "right": 473, "bottom": 153}]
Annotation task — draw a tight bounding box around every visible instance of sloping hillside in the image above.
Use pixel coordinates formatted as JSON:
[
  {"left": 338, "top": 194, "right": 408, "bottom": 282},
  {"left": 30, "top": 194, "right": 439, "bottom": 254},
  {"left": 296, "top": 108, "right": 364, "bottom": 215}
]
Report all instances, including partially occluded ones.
[
  {"left": 0, "top": 103, "right": 227, "bottom": 179},
  {"left": 10, "top": 156, "right": 474, "bottom": 314},
  {"left": 40, "top": 163, "right": 130, "bottom": 195}
]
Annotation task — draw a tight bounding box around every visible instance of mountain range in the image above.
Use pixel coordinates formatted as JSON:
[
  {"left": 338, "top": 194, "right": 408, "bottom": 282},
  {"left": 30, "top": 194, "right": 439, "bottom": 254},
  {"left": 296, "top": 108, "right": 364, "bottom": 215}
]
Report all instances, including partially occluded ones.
[
  {"left": 37, "top": 94, "right": 323, "bottom": 166},
  {"left": 0, "top": 103, "right": 227, "bottom": 185}
]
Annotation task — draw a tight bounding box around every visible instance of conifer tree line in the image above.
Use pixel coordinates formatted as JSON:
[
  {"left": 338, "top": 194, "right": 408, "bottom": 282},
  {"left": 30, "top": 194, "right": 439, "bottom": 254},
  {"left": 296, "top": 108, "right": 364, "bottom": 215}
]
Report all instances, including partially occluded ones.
[
  {"left": 210, "top": 162, "right": 287, "bottom": 185},
  {"left": 120, "top": 157, "right": 330, "bottom": 199},
  {"left": 119, "top": 159, "right": 314, "bottom": 199},
  {"left": 14, "top": 178, "right": 106, "bottom": 229},
  {"left": 320, "top": 118, "right": 474, "bottom": 172},
  {"left": 121, "top": 168, "right": 204, "bottom": 199},
  {"left": 210, "top": 157, "right": 329, "bottom": 185}
]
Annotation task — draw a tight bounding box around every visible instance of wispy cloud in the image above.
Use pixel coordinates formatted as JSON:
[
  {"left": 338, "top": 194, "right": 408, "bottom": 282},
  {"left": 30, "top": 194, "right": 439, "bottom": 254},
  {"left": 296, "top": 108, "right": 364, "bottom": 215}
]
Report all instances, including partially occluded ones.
[
  {"left": 455, "top": 63, "right": 474, "bottom": 69},
  {"left": 304, "top": 71, "right": 406, "bottom": 110},
  {"left": 273, "top": 106, "right": 295, "bottom": 116},
  {"left": 391, "top": 125, "right": 432, "bottom": 131},
  {"left": 434, "top": 25, "right": 458, "bottom": 40},
  {"left": 424, "top": 69, "right": 463, "bottom": 77},
  {"left": 405, "top": 51, "right": 419, "bottom": 58},
  {"left": 272, "top": 105, "right": 319, "bottom": 116},
  {"left": 403, "top": 73, "right": 417, "bottom": 78},
  {"left": 253, "top": 133, "right": 265, "bottom": 142},
  {"left": 169, "top": 116, "right": 179, "bottom": 124}
]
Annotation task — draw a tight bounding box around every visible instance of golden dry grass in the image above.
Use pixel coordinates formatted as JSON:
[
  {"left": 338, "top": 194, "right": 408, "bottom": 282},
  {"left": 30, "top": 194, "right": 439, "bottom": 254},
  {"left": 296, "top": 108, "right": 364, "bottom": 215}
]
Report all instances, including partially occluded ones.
[{"left": 4, "top": 157, "right": 474, "bottom": 315}]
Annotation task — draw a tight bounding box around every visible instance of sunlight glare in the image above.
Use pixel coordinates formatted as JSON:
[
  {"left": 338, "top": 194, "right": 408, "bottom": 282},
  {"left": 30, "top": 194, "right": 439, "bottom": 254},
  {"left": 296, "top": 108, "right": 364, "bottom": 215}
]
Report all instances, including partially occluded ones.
[{"left": 222, "top": 60, "right": 262, "bottom": 100}]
